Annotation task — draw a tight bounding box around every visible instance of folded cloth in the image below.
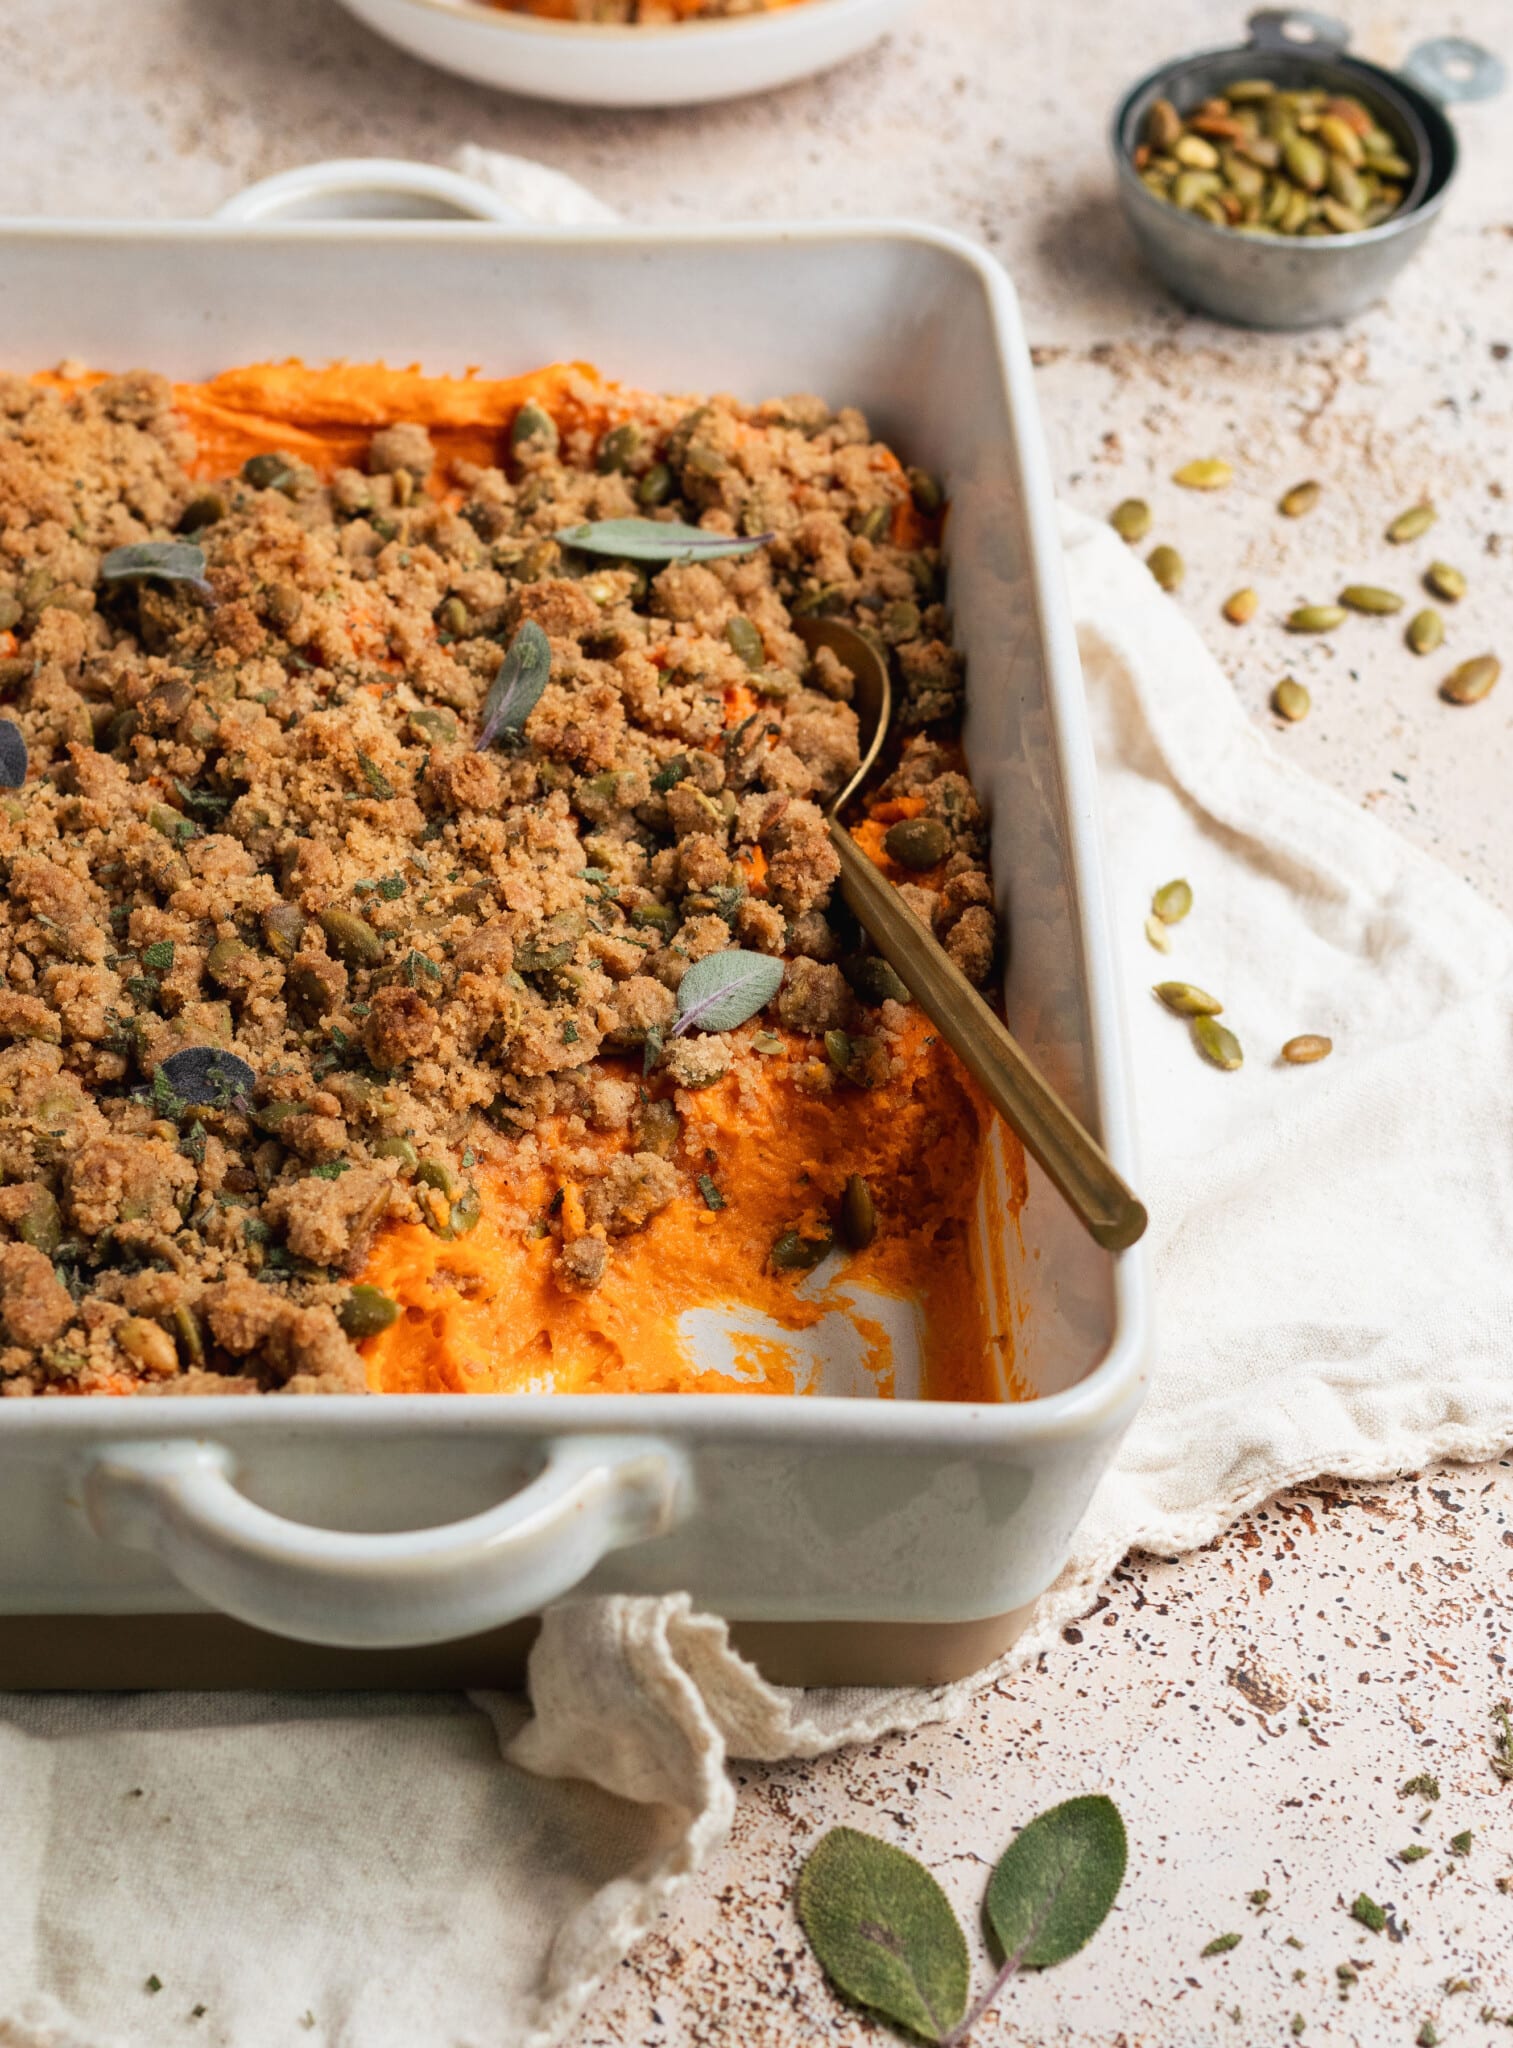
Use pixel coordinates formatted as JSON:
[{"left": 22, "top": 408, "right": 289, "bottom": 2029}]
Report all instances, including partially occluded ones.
[{"left": 5, "top": 517, "right": 1513, "bottom": 2048}]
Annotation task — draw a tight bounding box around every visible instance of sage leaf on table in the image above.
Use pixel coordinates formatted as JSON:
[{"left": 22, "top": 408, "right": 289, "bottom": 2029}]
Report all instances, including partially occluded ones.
[
  {"left": 984, "top": 1794, "right": 1127, "bottom": 1971},
  {"left": 671, "top": 948, "right": 784, "bottom": 1036},
  {"left": 554, "top": 517, "right": 773, "bottom": 563},
  {"left": 476, "top": 620, "right": 552, "bottom": 750},
  {"left": 98, "top": 541, "right": 215, "bottom": 600},
  {"left": 795, "top": 1828, "right": 970, "bottom": 2043}
]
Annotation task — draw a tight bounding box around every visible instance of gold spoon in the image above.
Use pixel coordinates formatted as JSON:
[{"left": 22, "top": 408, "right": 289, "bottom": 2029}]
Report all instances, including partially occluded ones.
[{"left": 796, "top": 618, "right": 1147, "bottom": 1254}]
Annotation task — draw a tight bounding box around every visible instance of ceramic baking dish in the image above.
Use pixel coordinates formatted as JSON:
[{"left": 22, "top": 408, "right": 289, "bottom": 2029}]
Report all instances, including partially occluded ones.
[{"left": 0, "top": 214, "right": 1150, "bottom": 1689}]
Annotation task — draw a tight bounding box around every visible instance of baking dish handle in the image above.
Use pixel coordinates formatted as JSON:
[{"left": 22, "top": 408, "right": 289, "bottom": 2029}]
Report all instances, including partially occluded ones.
[
  {"left": 82, "top": 1436, "right": 687, "bottom": 1648},
  {"left": 214, "top": 157, "right": 531, "bottom": 226}
]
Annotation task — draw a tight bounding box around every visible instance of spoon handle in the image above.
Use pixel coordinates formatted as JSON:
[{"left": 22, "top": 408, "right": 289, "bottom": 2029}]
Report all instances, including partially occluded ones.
[{"left": 830, "top": 822, "right": 1148, "bottom": 1253}]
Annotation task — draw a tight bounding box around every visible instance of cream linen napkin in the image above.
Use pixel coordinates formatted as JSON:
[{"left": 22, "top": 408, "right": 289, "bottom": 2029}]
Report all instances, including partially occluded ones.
[{"left": 5, "top": 507, "right": 1513, "bottom": 2048}]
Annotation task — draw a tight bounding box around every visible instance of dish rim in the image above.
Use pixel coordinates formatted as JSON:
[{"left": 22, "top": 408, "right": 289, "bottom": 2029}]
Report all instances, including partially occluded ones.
[
  {"left": 350, "top": 0, "right": 877, "bottom": 41},
  {"left": 0, "top": 213, "right": 1151, "bottom": 1449}
]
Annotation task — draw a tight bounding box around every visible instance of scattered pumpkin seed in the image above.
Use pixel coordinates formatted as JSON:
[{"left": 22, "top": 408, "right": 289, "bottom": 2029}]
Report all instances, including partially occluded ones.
[
  {"left": 372, "top": 1135, "right": 419, "bottom": 1170},
  {"left": 1272, "top": 677, "right": 1311, "bottom": 722},
  {"left": 597, "top": 422, "right": 640, "bottom": 474},
  {"left": 16, "top": 1185, "right": 61, "bottom": 1255},
  {"left": 1173, "top": 458, "right": 1233, "bottom": 491},
  {"left": 1148, "top": 544, "right": 1185, "bottom": 592},
  {"left": 1151, "top": 878, "right": 1193, "bottom": 925},
  {"left": 177, "top": 491, "right": 226, "bottom": 534},
  {"left": 1282, "top": 1034, "right": 1333, "bottom": 1064},
  {"left": 838, "top": 1174, "right": 877, "bottom": 1251},
  {"left": 1440, "top": 654, "right": 1500, "bottom": 706},
  {"left": 1286, "top": 604, "right": 1346, "bottom": 632},
  {"left": 1193, "top": 1014, "right": 1244, "bottom": 1070},
  {"left": 1406, "top": 608, "right": 1444, "bottom": 656},
  {"left": 1110, "top": 498, "right": 1153, "bottom": 543},
  {"left": 337, "top": 1284, "right": 401, "bottom": 1340},
  {"left": 205, "top": 937, "right": 251, "bottom": 985},
  {"left": 1145, "top": 914, "right": 1173, "bottom": 954},
  {"left": 1386, "top": 503, "right": 1436, "bottom": 544},
  {"left": 510, "top": 401, "right": 558, "bottom": 455},
  {"left": 116, "top": 1316, "right": 178, "bottom": 1375},
  {"left": 725, "top": 616, "right": 765, "bottom": 671},
  {"left": 1223, "top": 587, "right": 1259, "bottom": 624},
  {"left": 637, "top": 463, "right": 673, "bottom": 508},
  {"left": 1339, "top": 585, "right": 1404, "bottom": 615},
  {"left": 242, "top": 451, "right": 294, "bottom": 490},
  {"left": 1424, "top": 561, "right": 1466, "bottom": 603},
  {"left": 907, "top": 467, "right": 944, "bottom": 514},
  {"left": 1154, "top": 981, "right": 1223, "bottom": 1017},
  {"left": 260, "top": 902, "right": 306, "bottom": 961},
  {"left": 884, "top": 815, "right": 950, "bottom": 870},
  {"left": 1279, "top": 480, "right": 1321, "bottom": 518}
]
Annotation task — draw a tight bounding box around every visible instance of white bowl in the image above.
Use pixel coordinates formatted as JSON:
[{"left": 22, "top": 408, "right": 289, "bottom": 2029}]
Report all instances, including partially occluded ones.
[{"left": 334, "top": 0, "right": 921, "bottom": 107}]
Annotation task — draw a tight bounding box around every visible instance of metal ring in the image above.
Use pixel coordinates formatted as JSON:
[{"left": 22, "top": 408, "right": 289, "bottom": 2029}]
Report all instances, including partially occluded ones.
[{"left": 1400, "top": 37, "right": 1506, "bottom": 106}]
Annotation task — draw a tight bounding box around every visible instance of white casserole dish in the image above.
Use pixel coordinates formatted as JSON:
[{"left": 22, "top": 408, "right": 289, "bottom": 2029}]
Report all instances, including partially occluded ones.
[
  {"left": 334, "top": 0, "right": 921, "bottom": 107},
  {"left": 0, "top": 215, "right": 1150, "bottom": 1688}
]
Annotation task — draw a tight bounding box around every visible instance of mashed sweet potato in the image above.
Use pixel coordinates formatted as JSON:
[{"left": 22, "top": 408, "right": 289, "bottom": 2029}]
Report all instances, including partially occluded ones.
[{"left": 0, "top": 359, "right": 1018, "bottom": 1402}]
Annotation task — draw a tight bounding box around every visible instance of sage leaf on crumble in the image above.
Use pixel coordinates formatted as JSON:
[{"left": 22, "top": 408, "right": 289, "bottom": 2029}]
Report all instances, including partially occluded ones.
[
  {"left": 99, "top": 541, "right": 215, "bottom": 601},
  {"left": 476, "top": 620, "right": 552, "bottom": 750},
  {"left": 795, "top": 1828, "right": 969, "bottom": 2043},
  {"left": 984, "top": 1794, "right": 1127, "bottom": 1971},
  {"left": 0, "top": 719, "right": 28, "bottom": 789},
  {"left": 554, "top": 517, "right": 773, "bottom": 563},
  {"left": 671, "top": 949, "right": 783, "bottom": 1036}
]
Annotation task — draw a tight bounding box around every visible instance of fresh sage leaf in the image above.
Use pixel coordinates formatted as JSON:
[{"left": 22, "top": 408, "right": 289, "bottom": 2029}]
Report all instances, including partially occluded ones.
[
  {"left": 0, "top": 718, "right": 28, "bottom": 790},
  {"left": 476, "top": 620, "right": 552, "bottom": 751},
  {"left": 671, "top": 948, "right": 783, "bottom": 1037},
  {"left": 796, "top": 1828, "right": 969, "bottom": 2043},
  {"left": 984, "top": 1794, "right": 1127, "bottom": 1972},
  {"left": 98, "top": 541, "right": 214, "bottom": 601},
  {"left": 553, "top": 517, "right": 773, "bottom": 564}
]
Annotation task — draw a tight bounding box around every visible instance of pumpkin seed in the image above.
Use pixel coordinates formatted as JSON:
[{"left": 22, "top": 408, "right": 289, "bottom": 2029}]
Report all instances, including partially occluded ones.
[
  {"left": 16, "top": 1185, "right": 61, "bottom": 1255},
  {"left": 1406, "top": 608, "right": 1444, "bottom": 656},
  {"left": 173, "top": 1304, "right": 206, "bottom": 1369},
  {"left": 318, "top": 908, "right": 385, "bottom": 968},
  {"left": 1173, "top": 133, "right": 1221, "bottom": 171},
  {"left": 769, "top": 1227, "right": 833, "bottom": 1273},
  {"left": 1386, "top": 503, "right": 1436, "bottom": 544},
  {"left": 1272, "top": 677, "right": 1311, "bottom": 721},
  {"left": 260, "top": 902, "right": 307, "bottom": 961},
  {"left": 242, "top": 451, "right": 294, "bottom": 490},
  {"left": 1286, "top": 604, "right": 1346, "bottom": 632},
  {"left": 1192, "top": 1014, "right": 1244, "bottom": 1070},
  {"left": 1151, "top": 877, "right": 1193, "bottom": 924},
  {"left": 116, "top": 1316, "right": 179, "bottom": 1375},
  {"left": 1173, "top": 458, "right": 1233, "bottom": 491},
  {"left": 637, "top": 463, "right": 673, "bottom": 508},
  {"left": 1110, "top": 498, "right": 1152, "bottom": 543},
  {"left": 597, "top": 423, "right": 640, "bottom": 474},
  {"left": 907, "top": 468, "right": 944, "bottom": 515},
  {"left": 1282, "top": 1033, "right": 1333, "bottom": 1064},
  {"left": 1148, "top": 544, "right": 1185, "bottom": 592},
  {"left": 438, "top": 595, "right": 471, "bottom": 638},
  {"left": 1223, "top": 587, "right": 1259, "bottom": 625},
  {"left": 178, "top": 491, "right": 226, "bottom": 534},
  {"left": 1283, "top": 135, "right": 1327, "bottom": 190},
  {"left": 1225, "top": 79, "right": 1275, "bottom": 103},
  {"left": 337, "top": 1284, "right": 401, "bottom": 1340},
  {"left": 884, "top": 815, "right": 950, "bottom": 870},
  {"left": 845, "top": 955, "right": 912, "bottom": 1007},
  {"left": 881, "top": 599, "right": 921, "bottom": 643},
  {"left": 408, "top": 705, "right": 458, "bottom": 744},
  {"left": 725, "top": 616, "right": 765, "bottom": 671},
  {"left": 1144, "top": 913, "right": 1173, "bottom": 954},
  {"left": 1440, "top": 655, "right": 1500, "bottom": 706},
  {"left": 0, "top": 593, "right": 19, "bottom": 631},
  {"left": 1146, "top": 98, "right": 1183, "bottom": 150},
  {"left": 510, "top": 401, "right": 558, "bottom": 455},
  {"left": 1424, "top": 562, "right": 1466, "bottom": 603},
  {"left": 857, "top": 504, "right": 889, "bottom": 543},
  {"left": 206, "top": 937, "right": 251, "bottom": 984},
  {"left": 1154, "top": 981, "right": 1223, "bottom": 1017},
  {"left": 1339, "top": 585, "right": 1404, "bottom": 615},
  {"left": 838, "top": 1174, "right": 877, "bottom": 1251},
  {"left": 373, "top": 1135, "right": 419, "bottom": 1169},
  {"left": 633, "top": 1098, "right": 682, "bottom": 1158}
]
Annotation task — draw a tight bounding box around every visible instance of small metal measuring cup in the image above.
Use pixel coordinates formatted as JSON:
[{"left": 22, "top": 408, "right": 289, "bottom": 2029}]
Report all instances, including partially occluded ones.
[{"left": 1111, "top": 8, "right": 1504, "bottom": 328}]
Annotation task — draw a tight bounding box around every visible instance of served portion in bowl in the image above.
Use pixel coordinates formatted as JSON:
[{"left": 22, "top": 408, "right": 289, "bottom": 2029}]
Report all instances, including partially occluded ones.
[{"left": 0, "top": 362, "right": 1018, "bottom": 1405}]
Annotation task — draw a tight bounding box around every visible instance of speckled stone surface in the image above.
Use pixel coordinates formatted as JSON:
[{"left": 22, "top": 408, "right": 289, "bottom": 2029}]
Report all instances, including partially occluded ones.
[{"left": 6, "top": 1, "right": 1511, "bottom": 2038}]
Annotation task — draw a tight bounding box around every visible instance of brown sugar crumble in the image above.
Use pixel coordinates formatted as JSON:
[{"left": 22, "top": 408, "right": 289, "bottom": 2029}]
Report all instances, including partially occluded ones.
[{"left": 0, "top": 367, "right": 995, "bottom": 1396}]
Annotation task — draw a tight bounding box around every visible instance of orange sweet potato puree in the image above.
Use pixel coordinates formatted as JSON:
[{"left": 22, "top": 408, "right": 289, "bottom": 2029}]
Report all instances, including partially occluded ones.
[{"left": 46, "top": 357, "right": 1022, "bottom": 1402}]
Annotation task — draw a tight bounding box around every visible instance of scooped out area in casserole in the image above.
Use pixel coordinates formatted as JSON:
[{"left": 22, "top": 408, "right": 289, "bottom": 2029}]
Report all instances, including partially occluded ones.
[{"left": 0, "top": 360, "right": 1021, "bottom": 1402}]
